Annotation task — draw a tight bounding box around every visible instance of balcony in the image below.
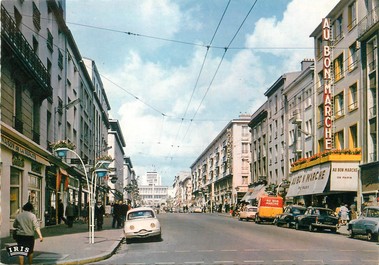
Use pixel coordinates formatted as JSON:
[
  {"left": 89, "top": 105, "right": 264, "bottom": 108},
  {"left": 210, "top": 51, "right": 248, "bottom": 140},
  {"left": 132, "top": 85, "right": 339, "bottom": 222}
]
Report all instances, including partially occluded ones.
[
  {"left": 358, "top": 6, "right": 379, "bottom": 38},
  {"left": 1, "top": 6, "right": 52, "bottom": 99}
]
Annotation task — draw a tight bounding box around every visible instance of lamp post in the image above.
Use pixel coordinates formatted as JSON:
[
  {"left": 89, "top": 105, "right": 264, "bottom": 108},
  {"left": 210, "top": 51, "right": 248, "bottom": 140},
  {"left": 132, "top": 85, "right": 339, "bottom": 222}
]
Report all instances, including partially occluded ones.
[{"left": 55, "top": 147, "right": 110, "bottom": 244}]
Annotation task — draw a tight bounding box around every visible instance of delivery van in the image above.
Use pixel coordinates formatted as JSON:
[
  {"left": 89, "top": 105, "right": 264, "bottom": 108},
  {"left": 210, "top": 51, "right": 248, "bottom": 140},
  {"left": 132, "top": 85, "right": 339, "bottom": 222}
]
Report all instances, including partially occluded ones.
[{"left": 255, "top": 195, "right": 284, "bottom": 224}]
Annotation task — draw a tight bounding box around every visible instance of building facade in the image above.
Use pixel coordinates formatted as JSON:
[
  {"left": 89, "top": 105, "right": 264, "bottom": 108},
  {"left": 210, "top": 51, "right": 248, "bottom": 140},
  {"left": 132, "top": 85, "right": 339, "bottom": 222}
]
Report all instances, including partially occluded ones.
[
  {"left": 1, "top": 0, "right": 123, "bottom": 237},
  {"left": 191, "top": 114, "right": 252, "bottom": 211}
]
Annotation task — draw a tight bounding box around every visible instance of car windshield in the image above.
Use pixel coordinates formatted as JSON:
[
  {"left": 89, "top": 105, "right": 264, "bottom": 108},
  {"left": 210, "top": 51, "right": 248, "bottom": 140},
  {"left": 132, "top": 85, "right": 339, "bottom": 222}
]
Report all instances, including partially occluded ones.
[
  {"left": 318, "top": 209, "right": 336, "bottom": 217},
  {"left": 128, "top": 210, "right": 154, "bottom": 220},
  {"left": 247, "top": 208, "right": 257, "bottom": 212},
  {"left": 367, "top": 208, "right": 379, "bottom": 218},
  {"left": 292, "top": 208, "right": 305, "bottom": 215}
]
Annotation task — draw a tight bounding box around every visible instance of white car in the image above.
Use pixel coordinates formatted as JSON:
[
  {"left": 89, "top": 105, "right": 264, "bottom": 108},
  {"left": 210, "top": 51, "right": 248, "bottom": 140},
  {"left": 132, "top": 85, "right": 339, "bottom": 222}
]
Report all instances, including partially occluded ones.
[
  {"left": 238, "top": 206, "right": 258, "bottom": 221},
  {"left": 124, "top": 207, "right": 162, "bottom": 242}
]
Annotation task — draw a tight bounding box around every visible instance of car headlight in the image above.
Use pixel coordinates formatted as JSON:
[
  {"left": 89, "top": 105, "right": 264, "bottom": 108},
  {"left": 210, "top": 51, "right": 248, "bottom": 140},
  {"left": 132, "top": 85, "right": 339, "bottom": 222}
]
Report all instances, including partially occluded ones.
[
  {"left": 129, "top": 225, "right": 135, "bottom": 230},
  {"left": 150, "top": 223, "right": 156, "bottom": 228}
]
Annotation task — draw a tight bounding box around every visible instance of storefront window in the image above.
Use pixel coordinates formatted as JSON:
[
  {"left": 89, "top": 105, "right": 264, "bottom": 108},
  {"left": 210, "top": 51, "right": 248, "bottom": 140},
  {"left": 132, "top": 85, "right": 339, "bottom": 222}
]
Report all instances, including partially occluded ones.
[
  {"left": 10, "top": 168, "right": 21, "bottom": 219},
  {"left": 29, "top": 174, "right": 42, "bottom": 219}
]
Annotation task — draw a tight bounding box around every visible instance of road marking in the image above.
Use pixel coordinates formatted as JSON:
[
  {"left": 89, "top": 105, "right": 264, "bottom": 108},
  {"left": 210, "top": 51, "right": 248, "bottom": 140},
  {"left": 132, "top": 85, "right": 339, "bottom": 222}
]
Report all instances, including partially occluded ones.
[
  {"left": 291, "top": 249, "right": 308, "bottom": 252},
  {"left": 198, "top": 249, "right": 214, "bottom": 252},
  {"left": 243, "top": 261, "right": 264, "bottom": 263},
  {"left": 184, "top": 262, "right": 204, "bottom": 264},
  {"left": 214, "top": 261, "right": 234, "bottom": 264},
  {"left": 175, "top": 250, "right": 190, "bottom": 253},
  {"left": 244, "top": 249, "right": 261, "bottom": 251},
  {"left": 220, "top": 249, "right": 237, "bottom": 252},
  {"left": 273, "top": 260, "right": 293, "bottom": 263},
  {"left": 155, "top": 263, "right": 175, "bottom": 265},
  {"left": 339, "top": 249, "right": 356, "bottom": 252}
]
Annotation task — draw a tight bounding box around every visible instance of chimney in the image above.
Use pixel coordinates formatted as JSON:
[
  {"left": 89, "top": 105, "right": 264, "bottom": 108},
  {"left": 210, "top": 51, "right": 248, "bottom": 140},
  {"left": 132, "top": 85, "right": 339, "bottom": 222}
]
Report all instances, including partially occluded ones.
[{"left": 301, "top": 58, "right": 314, "bottom": 71}]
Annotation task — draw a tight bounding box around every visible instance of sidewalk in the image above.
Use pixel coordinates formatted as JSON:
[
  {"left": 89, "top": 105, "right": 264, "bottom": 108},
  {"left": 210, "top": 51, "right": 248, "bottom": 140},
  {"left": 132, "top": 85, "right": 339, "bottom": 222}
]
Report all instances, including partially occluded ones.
[{"left": 1, "top": 216, "right": 124, "bottom": 265}]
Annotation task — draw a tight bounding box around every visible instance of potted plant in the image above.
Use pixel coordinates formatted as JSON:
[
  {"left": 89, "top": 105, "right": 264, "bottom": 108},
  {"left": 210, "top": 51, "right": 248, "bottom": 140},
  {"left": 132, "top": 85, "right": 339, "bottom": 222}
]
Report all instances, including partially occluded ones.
[{"left": 51, "top": 140, "right": 76, "bottom": 157}]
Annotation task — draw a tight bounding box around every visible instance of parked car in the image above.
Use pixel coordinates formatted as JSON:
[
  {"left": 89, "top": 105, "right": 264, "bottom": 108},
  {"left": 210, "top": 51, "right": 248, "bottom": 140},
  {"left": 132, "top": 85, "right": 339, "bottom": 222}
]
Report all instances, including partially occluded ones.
[
  {"left": 275, "top": 205, "right": 306, "bottom": 228},
  {"left": 124, "top": 207, "right": 162, "bottom": 243},
  {"left": 295, "top": 206, "right": 339, "bottom": 233},
  {"left": 192, "top": 206, "right": 203, "bottom": 213},
  {"left": 348, "top": 206, "right": 379, "bottom": 242},
  {"left": 255, "top": 195, "right": 284, "bottom": 224},
  {"left": 238, "top": 206, "right": 258, "bottom": 221}
]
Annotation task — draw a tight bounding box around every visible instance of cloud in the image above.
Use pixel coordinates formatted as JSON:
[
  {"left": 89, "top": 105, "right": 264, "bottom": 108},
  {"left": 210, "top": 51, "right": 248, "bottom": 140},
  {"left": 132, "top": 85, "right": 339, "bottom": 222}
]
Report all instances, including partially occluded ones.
[
  {"left": 245, "top": 0, "right": 339, "bottom": 71},
  {"left": 94, "top": 0, "right": 341, "bottom": 185}
]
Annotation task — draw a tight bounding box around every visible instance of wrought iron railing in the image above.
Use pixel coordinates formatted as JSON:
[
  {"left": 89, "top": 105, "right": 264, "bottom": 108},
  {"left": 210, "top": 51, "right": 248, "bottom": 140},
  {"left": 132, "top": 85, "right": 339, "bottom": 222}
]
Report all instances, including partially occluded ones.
[
  {"left": 358, "top": 6, "right": 379, "bottom": 38},
  {"left": 1, "top": 6, "right": 52, "bottom": 98}
]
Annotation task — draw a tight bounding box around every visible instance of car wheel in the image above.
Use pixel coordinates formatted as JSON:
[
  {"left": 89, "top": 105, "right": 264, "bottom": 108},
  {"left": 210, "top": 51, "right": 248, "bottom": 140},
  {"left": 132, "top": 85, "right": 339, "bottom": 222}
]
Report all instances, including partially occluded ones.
[
  {"left": 255, "top": 216, "right": 260, "bottom": 224},
  {"left": 349, "top": 229, "right": 355, "bottom": 238},
  {"left": 295, "top": 222, "right": 300, "bottom": 230},
  {"left": 330, "top": 228, "right": 337, "bottom": 233},
  {"left": 367, "top": 231, "right": 378, "bottom": 242},
  {"left": 308, "top": 224, "right": 314, "bottom": 232},
  {"left": 285, "top": 222, "right": 290, "bottom": 228}
]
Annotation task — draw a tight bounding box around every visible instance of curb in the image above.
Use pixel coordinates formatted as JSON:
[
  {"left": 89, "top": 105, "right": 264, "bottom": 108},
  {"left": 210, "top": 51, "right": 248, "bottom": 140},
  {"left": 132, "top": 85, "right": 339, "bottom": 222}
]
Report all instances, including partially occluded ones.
[{"left": 55, "top": 236, "right": 124, "bottom": 265}]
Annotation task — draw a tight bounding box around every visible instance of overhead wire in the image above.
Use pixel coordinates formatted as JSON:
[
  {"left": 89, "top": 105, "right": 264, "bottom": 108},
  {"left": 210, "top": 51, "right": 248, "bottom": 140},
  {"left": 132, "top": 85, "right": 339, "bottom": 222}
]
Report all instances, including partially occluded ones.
[
  {"left": 180, "top": 0, "right": 260, "bottom": 143},
  {"left": 169, "top": 0, "right": 232, "bottom": 156}
]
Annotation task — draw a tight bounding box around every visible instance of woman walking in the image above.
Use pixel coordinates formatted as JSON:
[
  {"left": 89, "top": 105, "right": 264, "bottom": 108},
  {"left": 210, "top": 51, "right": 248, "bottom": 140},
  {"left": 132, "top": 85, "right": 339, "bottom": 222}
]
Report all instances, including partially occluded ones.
[{"left": 13, "top": 202, "right": 43, "bottom": 265}]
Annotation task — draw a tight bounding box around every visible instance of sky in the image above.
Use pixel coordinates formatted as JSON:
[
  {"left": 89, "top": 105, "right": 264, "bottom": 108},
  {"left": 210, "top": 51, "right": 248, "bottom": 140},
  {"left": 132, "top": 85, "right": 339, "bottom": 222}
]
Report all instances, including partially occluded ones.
[{"left": 66, "top": 0, "right": 339, "bottom": 186}]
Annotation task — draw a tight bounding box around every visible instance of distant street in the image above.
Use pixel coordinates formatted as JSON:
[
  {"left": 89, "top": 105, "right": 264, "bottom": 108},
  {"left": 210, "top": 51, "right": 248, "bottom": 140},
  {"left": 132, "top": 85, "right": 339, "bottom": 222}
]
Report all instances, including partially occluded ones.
[{"left": 95, "top": 213, "right": 378, "bottom": 265}]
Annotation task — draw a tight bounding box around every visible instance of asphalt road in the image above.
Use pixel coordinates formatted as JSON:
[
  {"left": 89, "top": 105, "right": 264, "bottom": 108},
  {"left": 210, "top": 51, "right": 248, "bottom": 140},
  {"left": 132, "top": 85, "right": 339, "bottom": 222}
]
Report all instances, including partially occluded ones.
[{"left": 95, "top": 213, "right": 379, "bottom": 265}]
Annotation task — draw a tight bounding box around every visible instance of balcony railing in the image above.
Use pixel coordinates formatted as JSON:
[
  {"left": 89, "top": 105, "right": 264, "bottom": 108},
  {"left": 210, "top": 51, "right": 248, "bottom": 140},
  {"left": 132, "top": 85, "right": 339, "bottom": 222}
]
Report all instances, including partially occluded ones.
[
  {"left": 358, "top": 6, "right": 379, "bottom": 38},
  {"left": 1, "top": 6, "right": 52, "bottom": 99}
]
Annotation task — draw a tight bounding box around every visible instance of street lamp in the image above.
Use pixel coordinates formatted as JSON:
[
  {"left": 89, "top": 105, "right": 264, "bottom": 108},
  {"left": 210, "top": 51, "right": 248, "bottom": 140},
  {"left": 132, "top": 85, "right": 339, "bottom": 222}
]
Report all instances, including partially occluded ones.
[{"left": 55, "top": 147, "right": 110, "bottom": 244}]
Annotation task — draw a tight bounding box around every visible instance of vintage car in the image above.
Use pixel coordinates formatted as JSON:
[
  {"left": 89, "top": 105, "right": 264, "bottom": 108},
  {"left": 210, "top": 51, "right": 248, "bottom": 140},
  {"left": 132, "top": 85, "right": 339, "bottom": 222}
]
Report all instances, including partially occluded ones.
[
  {"left": 295, "top": 206, "right": 339, "bottom": 233},
  {"left": 124, "top": 207, "right": 162, "bottom": 243},
  {"left": 238, "top": 206, "right": 258, "bottom": 221},
  {"left": 275, "top": 205, "right": 306, "bottom": 228},
  {"left": 348, "top": 206, "right": 379, "bottom": 242}
]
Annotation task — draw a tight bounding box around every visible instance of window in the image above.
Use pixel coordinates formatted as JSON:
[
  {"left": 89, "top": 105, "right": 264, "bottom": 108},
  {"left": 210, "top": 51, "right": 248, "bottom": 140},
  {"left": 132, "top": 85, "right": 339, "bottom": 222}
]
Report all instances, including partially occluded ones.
[
  {"left": 316, "top": 36, "right": 323, "bottom": 60},
  {"left": 32, "top": 2, "right": 41, "bottom": 31},
  {"left": 58, "top": 50, "right": 63, "bottom": 70},
  {"left": 348, "top": 1, "right": 357, "bottom": 30},
  {"left": 349, "top": 124, "right": 358, "bottom": 148},
  {"left": 29, "top": 175, "right": 42, "bottom": 219},
  {"left": 14, "top": 7, "right": 22, "bottom": 29},
  {"left": 348, "top": 42, "right": 358, "bottom": 71},
  {"left": 318, "top": 104, "right": 324, "bottom": 128},
  {"left": 317, "top": 70, "right": 324, "bottom": 92},
  {"left": 334, "top": 92, "right": 344, "bottom": 118},
  {"left": 33, "top": 36, "right": 39, "bottom": 54},
  {"left": 348, "top": 83, "right": 358, "bottom": 111},
  {"left": 333, "top": 53, "right": 344, "bottom": 81},
  {"left": 242, "top": 143, "right": 249, "bottom": 153},
  {"left": 333, "top": 15, "right": 343, "bottom": 42},
  {"left": 10, "top": 168, "right": 22, "bottom": 219},
  {"left": 334, "top": 130, "right": 344, "bottom": 149},
  {"left": 47, "top": 28, "right": 53, "bottom": 52}
]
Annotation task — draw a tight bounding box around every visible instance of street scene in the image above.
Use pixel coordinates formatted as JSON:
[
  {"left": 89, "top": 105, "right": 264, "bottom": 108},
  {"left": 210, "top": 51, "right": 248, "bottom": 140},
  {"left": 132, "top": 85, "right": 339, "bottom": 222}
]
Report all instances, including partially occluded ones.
[
  {"left": 1, "top": 0, "right": 379, "bottom": 265},
  {"left": 2, "top": 212, "right": 378, "bottom": 265}
]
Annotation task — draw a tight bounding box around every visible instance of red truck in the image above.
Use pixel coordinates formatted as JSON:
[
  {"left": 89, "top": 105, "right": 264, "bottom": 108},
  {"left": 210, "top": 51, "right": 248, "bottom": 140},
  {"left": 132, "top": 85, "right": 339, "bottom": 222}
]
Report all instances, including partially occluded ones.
[{"left": 255, "top": 195, "right": 284, "bottom": 224}]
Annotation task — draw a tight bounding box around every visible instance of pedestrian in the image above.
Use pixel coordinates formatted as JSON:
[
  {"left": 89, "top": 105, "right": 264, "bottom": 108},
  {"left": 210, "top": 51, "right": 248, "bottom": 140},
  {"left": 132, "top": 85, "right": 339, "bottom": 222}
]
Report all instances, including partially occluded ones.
[
  {"left": 65, "top": 202, "right": 75, "bottom": 228},
  {"left": 13, "top": 202, "right": 43, "bottom": 265},
  {"left": 111, "top": 201, "right": 121, "bottom": 228},
  {"left": 120, "top": 201, "right": 128, "bottom": 225},
  {"left": 58, "top": 199, "right": 66, "bottom": 224},
  {"left": 339, "top": 204, "right": 350, "bottom": 225},
  {"left": 95, "top": 201, "right": 105, "bottom": 230}
]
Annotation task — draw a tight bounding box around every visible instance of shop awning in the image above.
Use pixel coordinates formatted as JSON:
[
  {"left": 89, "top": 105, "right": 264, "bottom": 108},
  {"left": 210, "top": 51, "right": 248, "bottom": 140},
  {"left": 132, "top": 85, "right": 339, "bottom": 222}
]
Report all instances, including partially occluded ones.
[
  {"left": 286, "top": 163, "right": 330, "bottom": 197},
  {"left": 241, "top": 184, "right": 266, "bottom": 201}
]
